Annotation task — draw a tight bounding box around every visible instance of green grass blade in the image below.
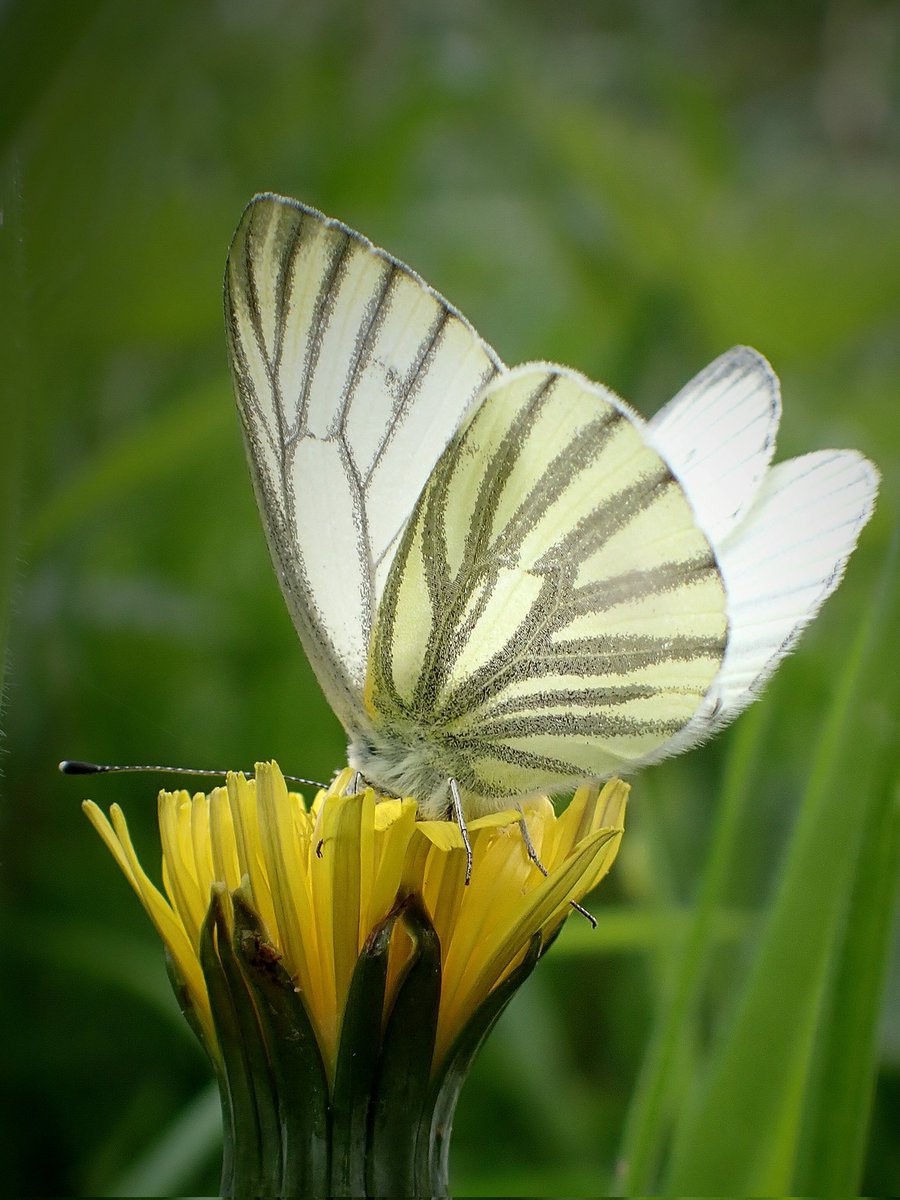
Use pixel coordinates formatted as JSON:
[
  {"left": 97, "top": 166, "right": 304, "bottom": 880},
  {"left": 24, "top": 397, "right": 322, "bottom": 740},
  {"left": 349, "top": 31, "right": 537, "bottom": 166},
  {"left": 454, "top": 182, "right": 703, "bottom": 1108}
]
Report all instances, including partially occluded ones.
[
  {"left": 616, "top": 701, "right": 768, "bottom": 1192},
  {"left": 793, "top": 766, "right": 899, "bottom": 1195},
  {"left": 790, "top": 547, "right": 900, "bottom": 1195},
  {"left": 666, "top": 547, "right": 896, "bottom": 1194},
  {"left": 104, "top": 1081, "right": 222, "bottom": 1197},
  {"left": 553, "top": 903, "right": 752, "bottom": 957},
  {"left": 25, "top": 378, "right": 231, "bottom": 557},
  {"left": 0, "top": 0, "right": 107, "bottom": 151},
  {"left": 0, "top": 161, "right": 27, "bottom": 711}
]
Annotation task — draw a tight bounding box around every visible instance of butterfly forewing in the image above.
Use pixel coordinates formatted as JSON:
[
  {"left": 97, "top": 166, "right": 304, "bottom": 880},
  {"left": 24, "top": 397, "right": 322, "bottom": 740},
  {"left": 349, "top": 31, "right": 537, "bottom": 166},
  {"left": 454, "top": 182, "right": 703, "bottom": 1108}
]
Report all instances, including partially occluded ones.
[
  {"left": 367, "top": 366, "right": 728, "bottom": 803},
  {"left": 225, "top": 193, "right": 503, "bottom": 730}
]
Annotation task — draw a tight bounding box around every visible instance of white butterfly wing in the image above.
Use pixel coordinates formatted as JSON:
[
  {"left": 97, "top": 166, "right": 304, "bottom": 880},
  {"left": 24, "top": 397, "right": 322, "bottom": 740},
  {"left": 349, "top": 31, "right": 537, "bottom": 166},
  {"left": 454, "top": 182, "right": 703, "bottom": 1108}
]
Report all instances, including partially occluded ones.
[
  {"left": 712, "top": 448, "right": 879, "bottom": 720},
  {"left": 362, "top": 364, "right": 728, "bottom": 809},
  {"left": 225, "top": 194, "right": 503, "bottom": 731},
  {"left": 647, "top": 346, "right": 780, "bottom": 543},
  {"left": 646, "top": 367, "right": 878, "bottom": 760}
]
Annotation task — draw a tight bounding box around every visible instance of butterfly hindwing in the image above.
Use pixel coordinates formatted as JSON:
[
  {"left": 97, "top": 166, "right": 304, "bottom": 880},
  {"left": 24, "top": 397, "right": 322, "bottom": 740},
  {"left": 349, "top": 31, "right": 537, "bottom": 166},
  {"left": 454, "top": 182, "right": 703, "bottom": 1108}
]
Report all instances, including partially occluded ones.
[
  {"left": 711, "top": 448, "right": 878, "bottom": 720},
  {"left": 647, "top": 346, "right": 781, "bottom": 543},
  {"left": 365, "top": 365, "right": 728, "bottom": 805},
  {"left": 225, "top": 194, "right": 503, "bottom": 729}
]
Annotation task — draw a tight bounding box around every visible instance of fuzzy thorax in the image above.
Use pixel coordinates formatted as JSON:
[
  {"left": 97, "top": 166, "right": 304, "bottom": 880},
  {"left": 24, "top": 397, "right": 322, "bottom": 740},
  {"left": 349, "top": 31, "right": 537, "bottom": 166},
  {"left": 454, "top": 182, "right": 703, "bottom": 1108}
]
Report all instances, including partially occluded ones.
[{"left": 347, "top": 720, "right": 485, "bottom": 820}]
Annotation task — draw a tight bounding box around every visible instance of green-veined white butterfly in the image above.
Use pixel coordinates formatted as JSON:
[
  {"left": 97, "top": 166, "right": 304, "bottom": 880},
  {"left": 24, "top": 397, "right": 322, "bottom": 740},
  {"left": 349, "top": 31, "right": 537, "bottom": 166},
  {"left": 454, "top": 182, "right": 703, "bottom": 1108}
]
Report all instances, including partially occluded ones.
[{"left": 224, "top": 193, "right": 878, "bottom": 822}]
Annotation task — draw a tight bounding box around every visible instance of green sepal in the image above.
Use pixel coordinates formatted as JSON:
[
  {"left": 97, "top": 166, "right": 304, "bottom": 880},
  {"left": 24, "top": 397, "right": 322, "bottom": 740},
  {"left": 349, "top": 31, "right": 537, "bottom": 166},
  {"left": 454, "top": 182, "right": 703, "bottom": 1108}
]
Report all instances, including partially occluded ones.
[
  {"left": 329, "top": 903, "right": 401, "bottom": 1197},
  {"left": 164, "top": 946, "right": 218, "bottom": 1066},
  {"left": 230, "top": 886, "right": 331, "bottom": 1196},
  {"left": 421, "top": 929, "right": 545, "bottom": 1189},
  {"left": 199, "top": 886, "right": 267, "bottom": 1197},
  {"left": 216, "top": 892, "right": 287, "bottom": 1196},
  {"left": 185, "top": 881, "right": 553, "bottom": 1197},
  {"left": 164, "top": 944, "right": 233, "bottom": 1189},
  {"left": 367, "top": 895, "right": 442, "bottom": 1197}
]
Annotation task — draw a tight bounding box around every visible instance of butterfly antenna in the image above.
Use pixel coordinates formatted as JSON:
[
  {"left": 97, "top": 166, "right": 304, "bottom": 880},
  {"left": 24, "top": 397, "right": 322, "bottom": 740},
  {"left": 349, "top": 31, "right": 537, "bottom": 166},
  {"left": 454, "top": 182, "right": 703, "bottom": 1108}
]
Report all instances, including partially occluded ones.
[{"left": 58, "top": 760, "right": 327, "bottom": 789}]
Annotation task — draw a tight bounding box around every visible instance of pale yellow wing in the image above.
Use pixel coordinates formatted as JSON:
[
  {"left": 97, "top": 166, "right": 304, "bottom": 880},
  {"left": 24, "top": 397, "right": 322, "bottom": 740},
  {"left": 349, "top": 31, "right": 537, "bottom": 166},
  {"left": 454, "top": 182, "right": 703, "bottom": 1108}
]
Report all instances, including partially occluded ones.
[{"left": 364, "top": 364, "right": 727, "bottom": 807}]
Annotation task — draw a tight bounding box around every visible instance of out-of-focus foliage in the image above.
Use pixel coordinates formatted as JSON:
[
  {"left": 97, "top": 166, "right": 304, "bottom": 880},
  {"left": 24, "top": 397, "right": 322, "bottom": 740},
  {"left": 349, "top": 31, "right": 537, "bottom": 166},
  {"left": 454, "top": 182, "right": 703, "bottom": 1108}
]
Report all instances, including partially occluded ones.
[{"left": 1, "top": 0, "right": 897, "bottom": 1194}]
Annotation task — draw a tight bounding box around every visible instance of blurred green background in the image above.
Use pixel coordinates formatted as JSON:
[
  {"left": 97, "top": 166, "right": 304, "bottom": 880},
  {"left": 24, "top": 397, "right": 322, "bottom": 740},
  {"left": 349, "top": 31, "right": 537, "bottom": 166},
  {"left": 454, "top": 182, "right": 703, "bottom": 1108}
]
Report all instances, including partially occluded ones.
[{"left": 1, "top": 0, "right": 898, "bottom": 1194}]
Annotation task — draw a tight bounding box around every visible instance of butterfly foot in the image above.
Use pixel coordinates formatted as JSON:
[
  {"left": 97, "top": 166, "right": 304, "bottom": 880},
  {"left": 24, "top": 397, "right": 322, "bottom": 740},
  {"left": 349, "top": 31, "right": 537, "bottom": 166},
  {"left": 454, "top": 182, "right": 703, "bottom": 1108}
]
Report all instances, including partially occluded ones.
[{"left": 569, "top": 899, "right": 597, "bottom": 928}]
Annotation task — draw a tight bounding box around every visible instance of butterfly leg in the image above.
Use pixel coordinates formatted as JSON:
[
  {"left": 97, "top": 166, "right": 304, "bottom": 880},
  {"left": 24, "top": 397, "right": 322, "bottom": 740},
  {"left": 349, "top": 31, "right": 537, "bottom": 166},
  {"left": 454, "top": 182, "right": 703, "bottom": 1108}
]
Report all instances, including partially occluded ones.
[
  {"left": 516, "top": 804, "right": 597, "bottom": 929},
  {"left": 345, "top": 770, "right": 363, "bottom": 796},
  {"left": 515, "top": 803, "right": 547, "bottom": 872},
  {"left": 448, "top": 778, "right": 474, "bottom": 885}
]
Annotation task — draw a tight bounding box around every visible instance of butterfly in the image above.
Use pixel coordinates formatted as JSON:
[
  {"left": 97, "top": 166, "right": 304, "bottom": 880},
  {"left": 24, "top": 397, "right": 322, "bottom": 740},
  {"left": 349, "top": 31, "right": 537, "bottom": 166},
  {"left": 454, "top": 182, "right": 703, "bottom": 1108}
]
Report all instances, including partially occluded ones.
[{"left": 224, "top": 193, "right": 878, "bottom": 823}]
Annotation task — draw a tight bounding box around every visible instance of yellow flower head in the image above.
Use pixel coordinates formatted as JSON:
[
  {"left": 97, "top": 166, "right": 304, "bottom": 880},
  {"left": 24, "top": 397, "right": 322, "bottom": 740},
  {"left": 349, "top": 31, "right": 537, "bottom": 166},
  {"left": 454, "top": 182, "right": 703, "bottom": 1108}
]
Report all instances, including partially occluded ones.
[{"left": 83, "top": 762, "right": 626, "bottom": 1074}]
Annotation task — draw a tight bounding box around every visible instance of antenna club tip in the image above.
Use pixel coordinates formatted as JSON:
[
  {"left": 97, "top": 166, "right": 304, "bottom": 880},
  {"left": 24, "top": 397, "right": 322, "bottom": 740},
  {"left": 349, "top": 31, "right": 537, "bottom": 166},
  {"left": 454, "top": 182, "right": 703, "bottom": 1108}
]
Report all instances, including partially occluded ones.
[{"left": 59, "top": 760, "right": 94, "bottom": 775}]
